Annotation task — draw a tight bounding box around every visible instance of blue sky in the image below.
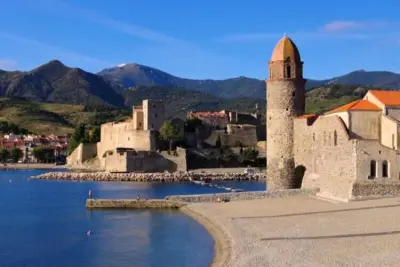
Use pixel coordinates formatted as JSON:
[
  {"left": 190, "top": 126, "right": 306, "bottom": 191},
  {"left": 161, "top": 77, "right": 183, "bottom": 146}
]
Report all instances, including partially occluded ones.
[{"left": 0, "top": 0, "right": 399, "bottom": 80}]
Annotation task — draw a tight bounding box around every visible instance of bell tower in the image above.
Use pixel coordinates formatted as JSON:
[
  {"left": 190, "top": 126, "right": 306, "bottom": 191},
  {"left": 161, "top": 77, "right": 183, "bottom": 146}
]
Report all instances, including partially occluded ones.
[{"left": 266, "top": 34, "right": 306, "bottom": 190}]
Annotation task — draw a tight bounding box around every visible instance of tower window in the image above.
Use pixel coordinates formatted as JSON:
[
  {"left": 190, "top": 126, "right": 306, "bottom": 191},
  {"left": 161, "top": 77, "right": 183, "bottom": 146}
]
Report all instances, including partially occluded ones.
[{"left": 285, "top": 65, "right": 291, "bottom": 78}]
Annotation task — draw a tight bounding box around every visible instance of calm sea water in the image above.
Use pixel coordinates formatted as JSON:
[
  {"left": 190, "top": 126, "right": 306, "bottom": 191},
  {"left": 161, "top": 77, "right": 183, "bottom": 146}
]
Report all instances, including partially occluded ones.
[{"left": 0, "top": 169, "right": 265, "bottom": 267}]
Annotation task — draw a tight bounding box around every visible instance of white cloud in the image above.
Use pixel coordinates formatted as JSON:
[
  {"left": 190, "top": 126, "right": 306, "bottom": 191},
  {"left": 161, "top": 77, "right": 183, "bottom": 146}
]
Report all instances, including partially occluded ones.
[
  {"left": 0, "top": 59, "right": 17, "bottom": 70},
  {"left": 321, "top": 20, "right": 389, "bottom": 33}
]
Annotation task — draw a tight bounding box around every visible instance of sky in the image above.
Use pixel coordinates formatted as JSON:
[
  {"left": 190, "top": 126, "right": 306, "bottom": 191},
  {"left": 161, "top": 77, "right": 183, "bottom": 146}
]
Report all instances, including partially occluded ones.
[{"left": 0, "top": 0, "right": 399, "bottom": 80}]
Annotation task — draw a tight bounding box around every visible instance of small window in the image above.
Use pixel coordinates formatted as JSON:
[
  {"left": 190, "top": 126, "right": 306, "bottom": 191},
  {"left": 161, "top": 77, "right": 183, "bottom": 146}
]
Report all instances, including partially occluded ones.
[
  {"left": 312, "top": 133, "right": 315, "bottom": 141},
  {"left": 154, "top": 113, "right": 158, "bottom": 118},
  {"left": 333, "top": 130, "right": 337, "bottom": 146},
  {"left": 370, "top": 160, "right": 376, "bottom": 178},
  {"left": 382, "top": 160, "right": 388, "bottom": 178},
  {"left": 292, "top": 92, "right": 295, "bottom": 97},
  {"left": 151, "top": 124, "right": 154, "bottom": 129},
  {"left": 285, "top": 65, "right": 291, "bottom": 78}
]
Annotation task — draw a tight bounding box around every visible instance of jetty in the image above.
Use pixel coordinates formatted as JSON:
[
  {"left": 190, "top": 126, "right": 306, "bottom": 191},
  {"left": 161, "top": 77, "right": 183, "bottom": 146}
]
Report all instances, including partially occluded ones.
[{"left": 30, "top": 171, "right": 265, "bottom": 182}]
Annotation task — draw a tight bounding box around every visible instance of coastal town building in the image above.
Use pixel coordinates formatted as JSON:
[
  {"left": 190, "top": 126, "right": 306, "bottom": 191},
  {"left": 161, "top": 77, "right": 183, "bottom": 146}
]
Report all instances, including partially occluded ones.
[
  {"left": 0, "top": 133, "right": 68, "bottom": 162},
  {"left": 267, "top": 35, "right": 400, "bottom": 201}
]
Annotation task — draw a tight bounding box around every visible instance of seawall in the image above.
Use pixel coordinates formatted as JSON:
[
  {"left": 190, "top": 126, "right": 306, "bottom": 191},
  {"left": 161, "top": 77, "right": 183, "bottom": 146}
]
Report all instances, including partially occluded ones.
[
  {"left": 31, "top": 171, "right": 265, "bottom": 182},
  {"left": 86, "top": 199, "right": 185, "bottom": 209},
  {"left": 85, "top": 189, "right": 319, "bottom": 209}
]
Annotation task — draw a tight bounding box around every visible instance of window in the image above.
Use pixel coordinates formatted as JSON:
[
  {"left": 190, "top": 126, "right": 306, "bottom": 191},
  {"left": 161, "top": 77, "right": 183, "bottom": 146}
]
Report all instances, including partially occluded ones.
[
  {"left": 382, "top": 160, "right": 388, "bottom": 178},
  {"left": 392, "top": 134, "right": 395, "bottom": 148},
  {"left": 285, "top": 65, "right": 291, "bottom": 78},
  {"left": 151, "top": 124, "right": 154, "bottom": 129},
  {"left": 154, "top": 113, "right": 158, "bottom": 118},
  {"left": 333, "top": 130, "right": 337, "bottom": 146},
  {"left": 370, "top": 160, "right": 376, "bottom": 178},
  {"left": 312, "top": 133, "right": 315, "bottom": 141}
]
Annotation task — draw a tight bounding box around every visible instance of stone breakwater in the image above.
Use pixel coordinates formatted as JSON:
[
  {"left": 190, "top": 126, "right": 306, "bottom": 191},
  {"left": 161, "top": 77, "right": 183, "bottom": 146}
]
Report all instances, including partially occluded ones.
[
  {"left": 86, "top": 199, "right": 185, "bottom": 209},
  {"left": 30, "top": 171, "right": 265, "bottom": 182}
]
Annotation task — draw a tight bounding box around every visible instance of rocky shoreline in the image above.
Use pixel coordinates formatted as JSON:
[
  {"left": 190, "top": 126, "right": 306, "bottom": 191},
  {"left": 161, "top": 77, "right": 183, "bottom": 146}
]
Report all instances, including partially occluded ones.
[{"left": 30, "top": 171, "right": 266, "bottom": 182}]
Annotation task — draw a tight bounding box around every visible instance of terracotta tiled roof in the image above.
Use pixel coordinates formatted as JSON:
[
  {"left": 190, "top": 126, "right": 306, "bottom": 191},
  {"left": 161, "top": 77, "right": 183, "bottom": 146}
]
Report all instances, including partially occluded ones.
[
  {"left": 189, "top": 112, "right": 227, "bottom": 118},
  {"left": 325, "top": 100, "right": 381, "bottom": 114},
  {"left": 369, "top": 90, "right": 400, "bottom": 106}
]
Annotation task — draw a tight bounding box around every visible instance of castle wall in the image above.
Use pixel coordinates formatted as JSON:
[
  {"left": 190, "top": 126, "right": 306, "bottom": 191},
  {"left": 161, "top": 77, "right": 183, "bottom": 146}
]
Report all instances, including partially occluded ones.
[
  {"left": 67, "top": 143, "right": 97, "bottom": 166},
  {"left": 143, "top": 100, "right": 165, "bottom": 131},
  {"left": 294, "top": 116, "right": 357, "bottom": 201},
  {"left": 104, "top": 148, "right": 187, "bottom": 173},
  {"left": 266, "top": 79, "right": 297, "bottom": 190},
  {"left": 355, "top": 140, "right": 399, "bottom": 181},
  {"left": 133, "top": 109, "right": 144, "bottom": 130},
  {"left": 97, "top": 121, "right": 155, "bottom": 168},
  {"left": 349, "top": 111, "right": 380, "bottom": 139},
  {"left": 381, "top": 115, "right": 398, "bottom": 150},
  {"left": 203, "top": 124, "right": 258, "bottom": 148}
]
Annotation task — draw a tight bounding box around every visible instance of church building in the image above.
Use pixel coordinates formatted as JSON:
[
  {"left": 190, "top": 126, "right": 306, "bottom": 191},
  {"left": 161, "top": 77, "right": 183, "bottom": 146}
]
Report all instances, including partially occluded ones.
[{"left": 266, "top": 35, "right": 400, "bottom": 201}]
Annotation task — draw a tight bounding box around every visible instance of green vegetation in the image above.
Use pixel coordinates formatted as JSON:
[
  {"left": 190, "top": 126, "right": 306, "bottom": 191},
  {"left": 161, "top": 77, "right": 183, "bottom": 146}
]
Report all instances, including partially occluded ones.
[
  {"left": 10, "top": 147, "right": 23, "bottom": 162},
  {"left": 0, "top": 148, "right": 10, "bottom": 163},
  {"left": 32, "top": 146, "right": 55, "bottom": 163},
  {"left": 0, "top": 97, "right": 130, "bottom": 135},
  {"left": 67, "top": 124, "right": 101, "bottom": 155},
  {"left": 159, "top": 121, "right": 183, "bottom": 151}
]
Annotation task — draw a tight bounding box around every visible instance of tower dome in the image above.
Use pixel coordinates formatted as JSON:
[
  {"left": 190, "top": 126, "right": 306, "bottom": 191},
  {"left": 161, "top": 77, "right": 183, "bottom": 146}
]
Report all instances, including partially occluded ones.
[{"left": 270, "top": 35, "right": 301, "bottom": 62}]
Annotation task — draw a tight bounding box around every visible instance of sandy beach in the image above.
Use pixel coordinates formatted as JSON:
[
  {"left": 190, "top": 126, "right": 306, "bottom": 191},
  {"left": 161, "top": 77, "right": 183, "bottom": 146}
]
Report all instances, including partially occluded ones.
[
  {"left": 0, "top": 163, "right": 66, "bottom": 169},
  {"left": 186, "top": 195, "right": 400, "bottom": 267}
]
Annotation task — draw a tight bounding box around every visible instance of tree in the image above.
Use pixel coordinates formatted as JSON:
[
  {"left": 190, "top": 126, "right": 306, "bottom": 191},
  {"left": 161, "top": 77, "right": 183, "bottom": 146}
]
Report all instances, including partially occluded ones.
[
  {"left": 89, "top": 127, "right": 100, "bottom": 143},
  {"left": 159, "top": 121, "right": 183, "bottom": 151},
  {"left": 0, "top": 148, "right": 10, "bottom": 163},
  {"left": 10, "top": 147, "right": 23, "bottom": 162},
  {"left": 33, "top": 146, "right": 55, "bottom": 163},
  {"left": 239, "top": 148, "right": 259, "bottom": 166},
  {"left": 67, "top": 124, "right": 87, "bottom": 155}
]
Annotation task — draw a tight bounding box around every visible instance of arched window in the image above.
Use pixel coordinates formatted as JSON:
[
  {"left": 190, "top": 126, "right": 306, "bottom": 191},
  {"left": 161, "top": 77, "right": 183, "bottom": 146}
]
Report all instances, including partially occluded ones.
[
  {"left": 285, "top": 65, "right": 291, "bottom": 78},
  {"left": 333, "top": 130, "right": 337, "bottom": 146},
  {"left": 382, "top": 160, "right": 388, "bottom": 178},
  {"left": 370, "top": 160, "right": 376, "bottom": 178}
]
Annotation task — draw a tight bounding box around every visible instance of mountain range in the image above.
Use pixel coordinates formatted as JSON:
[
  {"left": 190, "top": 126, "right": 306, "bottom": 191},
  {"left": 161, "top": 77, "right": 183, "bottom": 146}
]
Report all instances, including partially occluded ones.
[
  {"left": 98, "top": 63, "right": 400, "bottom": 99},
  {"left": 0, "top": 60, "right": 398, "bottom": 114},
  {"left": 0, "top": 60, "right": 398, "bottom": 134}
]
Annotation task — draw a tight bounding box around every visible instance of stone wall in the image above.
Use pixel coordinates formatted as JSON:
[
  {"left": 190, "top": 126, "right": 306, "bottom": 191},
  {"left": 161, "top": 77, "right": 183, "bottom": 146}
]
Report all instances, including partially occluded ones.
[
  {"left": 294, "top": 115, "right": 357, "bottom": 200},
  {"left": 160, "top": 147, "right": 187, "bottom": 172},
  {"left": 351, "top": 180, "right": 400, "bottom": 199},
  {"left": 86, "top": 199, "right": 185, "bottom": 209},
  {"left": 349, "top": 111, "right": 380, "bottom": 140},
  {"left": 97, "top": 123, "right": 156, "bottom": 168},
  {"left": 67, "top": 143, "right": 97, "bottom": 166},
  {"left": 165, "top": 188, "right": 318, "bottom": 203},
  {"left": 204, "top": 124, "right": 257, "bottom": 148}
]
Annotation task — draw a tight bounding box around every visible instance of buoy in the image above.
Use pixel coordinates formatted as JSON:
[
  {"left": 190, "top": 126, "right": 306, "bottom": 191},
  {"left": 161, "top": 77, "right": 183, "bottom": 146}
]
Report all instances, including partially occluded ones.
[
  {"left": 9, "top": 180, "right": 11, "bottom": 183},
  {"left": 86, "top": 231, "right": 91, "bottom": 236}
]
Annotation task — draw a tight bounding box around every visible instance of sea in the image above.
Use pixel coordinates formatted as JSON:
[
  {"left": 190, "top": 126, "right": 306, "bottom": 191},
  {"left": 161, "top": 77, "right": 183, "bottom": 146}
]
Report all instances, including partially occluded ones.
[{"left": 0, "top": 169, "right": 265, "bottom": 267}]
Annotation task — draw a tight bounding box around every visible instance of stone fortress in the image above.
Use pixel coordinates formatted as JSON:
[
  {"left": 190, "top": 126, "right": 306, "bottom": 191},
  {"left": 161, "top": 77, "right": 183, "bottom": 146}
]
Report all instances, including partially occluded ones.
[
  {"left": 267, "top": 35, "right": 400, "bottom": 201},
  {"left": 67, "top": 98, "right": 264, "bottom": 172}
]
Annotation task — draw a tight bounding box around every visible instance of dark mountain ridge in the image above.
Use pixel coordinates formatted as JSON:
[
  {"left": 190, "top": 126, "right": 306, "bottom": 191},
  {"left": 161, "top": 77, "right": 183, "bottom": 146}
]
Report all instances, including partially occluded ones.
[
  {"left": 0, "top": 60, "right": 125, "bottom": 107},
  {"left": 98, "top": 63, "right": 400, "bottom": 99}
]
